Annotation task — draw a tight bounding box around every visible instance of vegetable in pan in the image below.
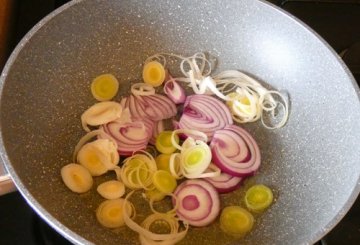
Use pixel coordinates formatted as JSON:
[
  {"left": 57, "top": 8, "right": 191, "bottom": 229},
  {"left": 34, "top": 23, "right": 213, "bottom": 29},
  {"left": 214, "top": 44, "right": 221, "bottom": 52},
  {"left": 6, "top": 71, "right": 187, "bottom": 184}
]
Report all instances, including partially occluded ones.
[
  {"left": 220, "top": 206, "right": 254, "bottom": 237},
  {"left": 91, "top": 74, "right": 119, "bottom": 101},
  {"left": 60, "top": 52, "right": 286, "bottom": 244},
  {"left": 245, "top": 184, "right": 274, "bottom": 213}
]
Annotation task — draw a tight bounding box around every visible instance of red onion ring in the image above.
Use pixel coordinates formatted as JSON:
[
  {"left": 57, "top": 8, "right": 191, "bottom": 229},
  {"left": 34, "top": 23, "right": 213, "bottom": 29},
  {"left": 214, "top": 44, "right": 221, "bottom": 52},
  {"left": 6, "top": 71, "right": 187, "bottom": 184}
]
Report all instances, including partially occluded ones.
[
  {"left": 115, "top": 93, "right": 176, "bottom": 154},
  {"left": 176, "top": 95, "right": 232, "bottom": 141},
  {"left": 205, "top": 172, "right": 243, "bottom": 193},
  {"left": 173, "top": 179, "right": 220, "bottom": 227},
  {"left": 128, "top": 95, "right": 144, "bottom": 119},
  {"left": 210, "top": 125, "right": 261, "bottom": 177},
  {"left": 120, "top": 97, "right": 127, "bottom": 108},
  {"left": 99, "top": 119, "right": 154, "bottom": 156},
  {"left": 123, "top": 94, "right": 177, "bottom": 122}
]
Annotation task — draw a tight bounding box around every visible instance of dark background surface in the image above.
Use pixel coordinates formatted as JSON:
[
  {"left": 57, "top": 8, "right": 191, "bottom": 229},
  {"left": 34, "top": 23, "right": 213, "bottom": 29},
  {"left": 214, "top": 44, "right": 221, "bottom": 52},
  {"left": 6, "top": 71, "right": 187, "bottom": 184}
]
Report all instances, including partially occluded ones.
[{"left": 0, "top": 0, "right": 359, "bottom": 244}]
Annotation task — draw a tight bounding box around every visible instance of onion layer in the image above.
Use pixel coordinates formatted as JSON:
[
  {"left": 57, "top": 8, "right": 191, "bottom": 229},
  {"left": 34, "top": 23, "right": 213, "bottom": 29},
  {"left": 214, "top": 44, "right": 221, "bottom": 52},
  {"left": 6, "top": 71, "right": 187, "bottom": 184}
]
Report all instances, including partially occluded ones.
[
  {"left": 210, "top": 125, "right": 261, "bottom": 177},
  {"left": 205, "top": 172, "right": 243, "bottom": 193},
  {"left": 164, "top": 76, "right": 186, "bottom": 104}
]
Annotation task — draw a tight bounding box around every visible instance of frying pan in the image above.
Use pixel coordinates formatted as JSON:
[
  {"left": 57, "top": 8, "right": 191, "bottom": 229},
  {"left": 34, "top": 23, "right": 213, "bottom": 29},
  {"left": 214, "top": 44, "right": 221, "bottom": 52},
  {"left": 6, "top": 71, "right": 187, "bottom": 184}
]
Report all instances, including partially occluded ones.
[{"left": 1, "top": 0, "right": 360, "bottom": 244}]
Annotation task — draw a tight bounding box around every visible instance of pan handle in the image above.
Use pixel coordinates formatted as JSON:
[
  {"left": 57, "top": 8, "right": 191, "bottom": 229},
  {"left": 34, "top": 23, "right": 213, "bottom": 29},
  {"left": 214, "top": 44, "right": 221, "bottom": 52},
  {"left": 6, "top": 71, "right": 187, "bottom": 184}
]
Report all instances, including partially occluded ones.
[{"left": 0, "top": 160, "right": 16, "bottom": 195}]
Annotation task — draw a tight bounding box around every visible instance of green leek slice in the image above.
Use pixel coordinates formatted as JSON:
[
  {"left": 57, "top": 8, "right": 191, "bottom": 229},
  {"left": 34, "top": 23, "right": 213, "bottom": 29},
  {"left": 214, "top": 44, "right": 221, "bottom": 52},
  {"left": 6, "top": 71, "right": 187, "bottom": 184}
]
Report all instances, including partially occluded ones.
[
  {"left": 142, "top": 61, "right": 166, "bottom": 87},
  {"left": 91, "top": 74, "right": 119, "bottom": 101},
  {"left": 245, "top": 184, "right": 273, "bottom": 212},
  {"left": 156, "top": 131, "right": 179, "bottom": 154},
  {"left": 220, "top": 206, "right": 254, "bottom": 237},
  {"left": 152, "top": 170, "right": 177, "bottom": 194},
  {"left": 155, "top": 154, "right": 171, "bottom": 172}
]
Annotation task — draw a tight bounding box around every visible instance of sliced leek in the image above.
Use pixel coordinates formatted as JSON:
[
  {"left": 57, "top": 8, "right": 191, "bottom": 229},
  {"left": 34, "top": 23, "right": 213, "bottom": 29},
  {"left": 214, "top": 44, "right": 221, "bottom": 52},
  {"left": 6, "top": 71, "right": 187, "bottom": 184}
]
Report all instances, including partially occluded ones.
[
  {"left": 91, "top": 74, "right": 119, "bottom": 101},
  {"left": 180, "top": 141, "right": 212, "bottom": 178},
  {"left": 142, "top": 61, "right": 166, "bottom": 87},
  {"left": 144, "top": 188, "right": 166, "bottom": 202},
  {"left": 169, "top": 153, "right": 183, "bottom": 179},
  {"left": 245, "top": 184, "right": 273, "bottom": 212},
  {"left": 155, "top": 154, "right": 171, "bottom": 172},
  {"left": 131, "top": 83, "right": 155, "bottom": 96},
  {"left": 97, "top": 180, "right": 125, "bottom": 200},
  {"left": 77, "top": 139, "right": 119, "bottom": 176},
  {"left": 120, "top": 152, "right": 157, "bottom": 190},
  {"left": 220, "top": 206, "right": 254, "bottom": 237},
  {"left": 81, "top": 101, "right": 122, "bottom": 132},
  {"left": 171, "top": 129, "right": 208, "bottom": 151},
  {"left": 156, "top": 131, "right": 178, "bottom": 154},
  {"left": 152, "top": 170, "right": 177, "bottom": 194},
  {"left": 96, "top": 198, "right": 132, "bottom": 228},
  {"left": 61, "top": 163, "right": 93, "bottom": 193},
  {"left": 123, "top": 191, "right": 189, "bottom": 245}
]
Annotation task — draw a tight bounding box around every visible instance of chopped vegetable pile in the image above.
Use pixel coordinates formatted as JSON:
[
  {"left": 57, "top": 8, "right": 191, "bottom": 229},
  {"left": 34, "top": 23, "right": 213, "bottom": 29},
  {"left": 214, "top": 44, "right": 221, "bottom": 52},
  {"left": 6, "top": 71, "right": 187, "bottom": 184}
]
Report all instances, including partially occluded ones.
[{"left": 60, "top": 52, "right": 285, "bottom": 244}]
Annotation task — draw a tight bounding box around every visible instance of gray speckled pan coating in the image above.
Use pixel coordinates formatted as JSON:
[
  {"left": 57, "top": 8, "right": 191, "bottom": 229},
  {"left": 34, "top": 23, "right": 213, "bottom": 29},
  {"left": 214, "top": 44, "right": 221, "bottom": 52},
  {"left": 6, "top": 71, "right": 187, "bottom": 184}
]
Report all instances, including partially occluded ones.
[{"left": 1, "top": 0, "right": 360, "bottom": 244}]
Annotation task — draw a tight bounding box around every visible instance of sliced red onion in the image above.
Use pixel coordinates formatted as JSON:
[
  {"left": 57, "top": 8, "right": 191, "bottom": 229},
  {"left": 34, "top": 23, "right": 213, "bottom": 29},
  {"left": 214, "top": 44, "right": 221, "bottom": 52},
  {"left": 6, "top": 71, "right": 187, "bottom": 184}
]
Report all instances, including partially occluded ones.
[
  {"left": 128, "top": 95, "right": 144, "bottom": 119},
  {"left": 205, "top": 172, "right": 243, "bottom": 193},
  {"left": 124, "top": 94, "right": 177, "bottom": 122},
  {"left": 149, "top": 120, "right": 165, "bottom": 145},
  {"left": 146, "top": 94, "right": 177, "bottom": 119},
  {"left": 99, "top": 119, "right": 154, "bottom": 156},
  {"left": 135, "top": 95, "right": 163, "bottom": 120},
  {"left": 136, "top": 117, "right": 155, "bottom": 138},
  {"left": 120, "top": 97, "right": 127, "bottom": 108},
  {"left": 116, "top": 93, "right": 175, "bottom": 151},
  {"left": 164, "top": 76, "right": 186, "bottom": 104},
  {"left": 173, "top": 179, "right": 220, "bottom": 227},
  {"left": 176, "top": 95, "right": 232, "bottom": 141},
  {"left": 210, "top": 125, "right": 260, "bottom": 177}
]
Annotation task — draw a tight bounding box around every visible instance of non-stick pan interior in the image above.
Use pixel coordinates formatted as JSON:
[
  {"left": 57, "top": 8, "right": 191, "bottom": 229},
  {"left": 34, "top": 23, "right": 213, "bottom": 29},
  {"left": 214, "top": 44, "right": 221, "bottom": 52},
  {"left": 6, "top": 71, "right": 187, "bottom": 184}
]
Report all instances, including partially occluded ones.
[{"left": 1, "top": 0, "right": 360, "bottom": 244}]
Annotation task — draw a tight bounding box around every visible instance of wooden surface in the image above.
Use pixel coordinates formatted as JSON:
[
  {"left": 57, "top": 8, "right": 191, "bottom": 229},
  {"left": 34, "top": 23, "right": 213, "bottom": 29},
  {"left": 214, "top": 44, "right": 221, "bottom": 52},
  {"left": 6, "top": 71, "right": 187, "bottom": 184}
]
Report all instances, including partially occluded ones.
[{"left": 0, "top": 0, "right": 16, "bottom": 69}]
